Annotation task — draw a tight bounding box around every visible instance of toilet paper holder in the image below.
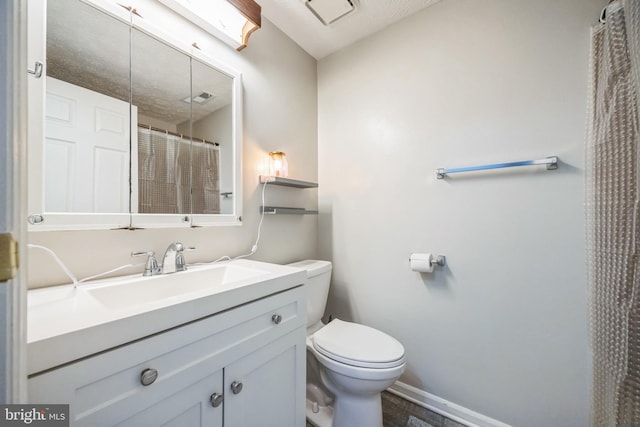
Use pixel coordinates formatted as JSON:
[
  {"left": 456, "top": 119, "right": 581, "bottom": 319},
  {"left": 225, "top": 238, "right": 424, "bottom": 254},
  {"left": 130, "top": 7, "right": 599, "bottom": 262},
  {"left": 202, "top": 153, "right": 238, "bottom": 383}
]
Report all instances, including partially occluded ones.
[
  {"left": 409, "top": 253, "right": 447, "bottom": 272},
  {"left": 431, "top": 255, "right": 446, "bottom": 267}
]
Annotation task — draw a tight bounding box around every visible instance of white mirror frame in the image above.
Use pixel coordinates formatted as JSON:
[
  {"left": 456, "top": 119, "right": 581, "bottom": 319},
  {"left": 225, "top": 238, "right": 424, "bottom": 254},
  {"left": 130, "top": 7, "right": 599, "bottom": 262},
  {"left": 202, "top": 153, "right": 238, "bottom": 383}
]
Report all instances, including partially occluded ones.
[{"left": 27, "top": 0, "right": 243, "bottom": 231}]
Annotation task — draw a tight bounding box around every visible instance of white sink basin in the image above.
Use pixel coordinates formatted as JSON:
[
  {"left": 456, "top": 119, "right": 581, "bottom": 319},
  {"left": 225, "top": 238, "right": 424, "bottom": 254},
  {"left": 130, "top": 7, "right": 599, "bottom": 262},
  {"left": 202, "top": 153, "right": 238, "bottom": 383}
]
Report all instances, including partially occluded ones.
[
  {"left": 85, "top": 262, "right": 270, "bottom": 308},
  {"left": 27, "top": 259, "right": 306, "bottom": 375}
]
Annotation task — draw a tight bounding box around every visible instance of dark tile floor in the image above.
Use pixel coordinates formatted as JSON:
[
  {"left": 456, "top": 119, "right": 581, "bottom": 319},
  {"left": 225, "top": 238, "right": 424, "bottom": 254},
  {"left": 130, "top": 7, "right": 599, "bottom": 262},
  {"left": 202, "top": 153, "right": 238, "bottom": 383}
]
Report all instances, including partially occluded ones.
[
  {"left": 381, "top": 391, "right": 467, "bottom": 427},
  {"left": 306, "top": 391, "right": 467, "bottom": 427}
]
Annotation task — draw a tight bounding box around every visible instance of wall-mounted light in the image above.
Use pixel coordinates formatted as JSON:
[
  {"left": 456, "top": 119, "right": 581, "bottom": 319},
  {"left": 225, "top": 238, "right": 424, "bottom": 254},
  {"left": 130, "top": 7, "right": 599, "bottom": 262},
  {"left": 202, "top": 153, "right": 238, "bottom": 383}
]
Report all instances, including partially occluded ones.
[
  {"left": 157, "top": 0, "right": 261, "bottom": 51},
  {"left": 268, "top": 151, "right": 288, "bottom": 177}
]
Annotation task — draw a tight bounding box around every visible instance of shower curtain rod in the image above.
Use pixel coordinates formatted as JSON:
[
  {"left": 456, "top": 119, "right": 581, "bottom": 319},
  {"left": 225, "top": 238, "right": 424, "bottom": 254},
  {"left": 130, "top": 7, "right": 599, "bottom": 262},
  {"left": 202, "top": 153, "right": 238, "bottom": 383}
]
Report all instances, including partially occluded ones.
[{"left": 138, "top": 123, "right": 219, "bottom": 146}]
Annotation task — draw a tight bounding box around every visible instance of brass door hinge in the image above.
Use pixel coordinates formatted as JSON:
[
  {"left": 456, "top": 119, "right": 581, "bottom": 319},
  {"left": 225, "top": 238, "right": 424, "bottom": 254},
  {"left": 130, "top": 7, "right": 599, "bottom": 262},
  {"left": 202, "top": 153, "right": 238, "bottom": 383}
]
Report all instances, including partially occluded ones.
[{"left": 0, "top": 233, "right": 19, "bottom": 282}]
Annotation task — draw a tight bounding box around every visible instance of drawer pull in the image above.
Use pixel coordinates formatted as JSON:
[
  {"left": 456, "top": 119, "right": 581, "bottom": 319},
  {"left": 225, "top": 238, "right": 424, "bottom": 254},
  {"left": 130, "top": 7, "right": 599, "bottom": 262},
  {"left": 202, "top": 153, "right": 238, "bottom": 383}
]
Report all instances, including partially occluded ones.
[
  {"left": 231, "top": 381, "right": 243, "bottom": 394},
  {"left": 140, "top": 368, "right": 158, "bottom": 386},
  {"left": 272, "top": 314, "right": 282, "bottom": 325},
  {"left": 210, "top": 393, "right": 224, "bottom": 407}
]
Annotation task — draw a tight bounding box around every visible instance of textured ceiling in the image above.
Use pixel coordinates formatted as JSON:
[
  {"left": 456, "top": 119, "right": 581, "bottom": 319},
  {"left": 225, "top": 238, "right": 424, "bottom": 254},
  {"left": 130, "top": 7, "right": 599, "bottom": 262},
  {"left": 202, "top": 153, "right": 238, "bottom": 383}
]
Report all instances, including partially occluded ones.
[{"left": 258, "top": 0, "right": 442, "bottom": 59}]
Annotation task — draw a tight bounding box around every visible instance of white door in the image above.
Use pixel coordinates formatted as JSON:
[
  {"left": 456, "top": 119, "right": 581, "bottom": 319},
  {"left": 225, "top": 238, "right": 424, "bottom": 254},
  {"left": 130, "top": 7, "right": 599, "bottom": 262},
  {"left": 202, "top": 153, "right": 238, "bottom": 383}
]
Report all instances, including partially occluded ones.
[{"left": 45, "top": 77, "right": 131, "bottom": 213}]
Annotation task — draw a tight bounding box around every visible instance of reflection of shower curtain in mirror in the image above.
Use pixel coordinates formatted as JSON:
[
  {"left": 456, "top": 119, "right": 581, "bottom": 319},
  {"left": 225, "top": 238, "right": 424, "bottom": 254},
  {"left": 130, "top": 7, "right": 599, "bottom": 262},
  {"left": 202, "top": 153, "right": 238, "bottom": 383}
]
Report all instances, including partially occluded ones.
[
  {"left": 587, "top": 1, "right": 640, "bottom": 425},
  {"left": 191, "top": 140, "right": 221, "bottom": 215},
  {"left": 138, "top": 127, "right": 220, "bottom": 214}
]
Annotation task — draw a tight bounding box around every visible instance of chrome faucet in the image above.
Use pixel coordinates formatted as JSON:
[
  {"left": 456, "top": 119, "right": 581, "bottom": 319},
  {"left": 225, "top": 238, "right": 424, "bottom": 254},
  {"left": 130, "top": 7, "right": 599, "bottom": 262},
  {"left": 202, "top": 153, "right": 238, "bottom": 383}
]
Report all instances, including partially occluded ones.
[
  {"left": 131, "top": 251, "right": 161, "bottom": 276},
  {"left": 162, "top": 242, "right": 187, "bottom": 274},
  {"left": 132, "top": 243, "right": 194, "bottom": 276}
]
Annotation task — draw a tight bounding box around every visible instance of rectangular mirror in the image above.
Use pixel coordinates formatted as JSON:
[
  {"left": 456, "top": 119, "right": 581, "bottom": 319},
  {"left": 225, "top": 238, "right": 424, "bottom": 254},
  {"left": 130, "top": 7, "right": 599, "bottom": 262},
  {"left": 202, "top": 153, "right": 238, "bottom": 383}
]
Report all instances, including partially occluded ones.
[
  {"left": 132, "top": 27, "right": 192, "bottom": 217},
  {"left": 28, "top": 0, "right": 243, "bottom": 230},
  {"left": 28, "top": 0, "right": 132, "bottom": 229},
  {"left": 189, "top": 58, "right": 235, "bottom": 215}
]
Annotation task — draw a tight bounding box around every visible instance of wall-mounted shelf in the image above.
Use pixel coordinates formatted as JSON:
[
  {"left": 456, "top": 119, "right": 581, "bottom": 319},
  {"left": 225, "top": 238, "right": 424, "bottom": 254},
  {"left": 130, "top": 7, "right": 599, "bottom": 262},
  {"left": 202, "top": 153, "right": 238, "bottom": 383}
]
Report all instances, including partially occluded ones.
[
  {"left": 258, "top": 176, "right": 319, "bottom": 215},
  {"left": 259, "top": 175, "right": 318, "bottom": 188},
  {"left": 260, "top": 206, "right": 319, "bottom": 215}
]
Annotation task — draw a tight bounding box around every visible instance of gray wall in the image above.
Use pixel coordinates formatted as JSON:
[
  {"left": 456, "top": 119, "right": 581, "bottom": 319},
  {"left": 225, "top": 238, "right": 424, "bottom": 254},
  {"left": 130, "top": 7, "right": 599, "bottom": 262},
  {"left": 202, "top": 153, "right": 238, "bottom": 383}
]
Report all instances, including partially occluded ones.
[{"left": 317, "top": 0, "right": 604, "bottom": 425}]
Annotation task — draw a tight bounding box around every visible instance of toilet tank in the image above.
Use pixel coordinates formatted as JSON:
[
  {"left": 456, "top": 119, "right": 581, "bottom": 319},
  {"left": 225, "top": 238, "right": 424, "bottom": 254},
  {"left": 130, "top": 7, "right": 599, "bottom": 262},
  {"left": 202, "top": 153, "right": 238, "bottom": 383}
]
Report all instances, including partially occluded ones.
[{"left": 288, "top": 260, "right": 332, "bottom": 328}]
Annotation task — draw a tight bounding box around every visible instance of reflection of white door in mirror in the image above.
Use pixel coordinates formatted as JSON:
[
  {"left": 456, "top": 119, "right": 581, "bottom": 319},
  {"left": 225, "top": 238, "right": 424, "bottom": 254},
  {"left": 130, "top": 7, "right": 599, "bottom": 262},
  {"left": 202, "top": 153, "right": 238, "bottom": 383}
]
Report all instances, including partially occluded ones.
[{"left": 45, "top": 77, "right": 137, "bottom": 213}]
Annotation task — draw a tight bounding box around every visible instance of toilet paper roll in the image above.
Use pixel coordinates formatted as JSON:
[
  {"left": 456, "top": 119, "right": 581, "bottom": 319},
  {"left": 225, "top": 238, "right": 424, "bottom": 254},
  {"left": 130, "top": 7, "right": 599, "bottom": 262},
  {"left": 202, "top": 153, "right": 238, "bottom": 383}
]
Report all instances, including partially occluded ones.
[{"left": 410, "top": 253, "right": 434, "bottom": 273}]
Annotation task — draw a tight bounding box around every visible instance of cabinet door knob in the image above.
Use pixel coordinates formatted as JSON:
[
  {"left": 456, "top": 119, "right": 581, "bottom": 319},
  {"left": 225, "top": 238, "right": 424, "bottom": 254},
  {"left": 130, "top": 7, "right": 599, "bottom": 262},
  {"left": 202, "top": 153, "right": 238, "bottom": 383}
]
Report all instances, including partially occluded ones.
[
  {"left": 230, "top": 381, "right": 243, "bottom": 394},
  {"left": 272, "top": 314, "right": 282, "bottom": 325},
  {"left": 210, "top": 392, "right": 224, "bottom": 407},
  {"left": 140, "top": 368, "right": 158, "bottom": 386}
]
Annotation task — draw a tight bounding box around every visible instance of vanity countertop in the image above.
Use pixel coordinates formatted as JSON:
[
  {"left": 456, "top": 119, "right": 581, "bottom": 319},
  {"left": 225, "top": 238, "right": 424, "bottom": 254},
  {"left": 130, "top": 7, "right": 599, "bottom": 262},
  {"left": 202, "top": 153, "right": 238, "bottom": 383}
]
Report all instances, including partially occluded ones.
[{"left": 27, "top": 260, "right": 306, "bottom": 375}]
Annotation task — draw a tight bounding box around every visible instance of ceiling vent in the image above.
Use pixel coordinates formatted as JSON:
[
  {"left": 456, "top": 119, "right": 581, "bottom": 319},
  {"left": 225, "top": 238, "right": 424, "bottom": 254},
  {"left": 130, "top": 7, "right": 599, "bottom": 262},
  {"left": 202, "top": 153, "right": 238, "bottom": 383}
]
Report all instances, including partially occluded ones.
[
  {"left": 305, "top": 0, "right": 357, "bottom": 25},
  {"left": 182, "top": 91, "right": 215, "bottom": 104}
]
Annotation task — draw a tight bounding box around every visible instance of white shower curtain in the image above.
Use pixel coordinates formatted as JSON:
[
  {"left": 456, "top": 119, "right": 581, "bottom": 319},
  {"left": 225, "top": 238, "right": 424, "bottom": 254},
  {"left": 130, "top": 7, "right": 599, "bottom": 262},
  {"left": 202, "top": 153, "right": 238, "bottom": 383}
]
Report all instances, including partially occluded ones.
[
  {"left": 587, "top": 1, "right": 640, "bottom": 425},
  {"left": 191, "top": 140, "right": 221, "bottom": 215},
  {"left": 137, "top": 127, "right": 191, "bottom": 214},
  {"left": 137, "top": 127, "right": 221, "bottom": 215}
]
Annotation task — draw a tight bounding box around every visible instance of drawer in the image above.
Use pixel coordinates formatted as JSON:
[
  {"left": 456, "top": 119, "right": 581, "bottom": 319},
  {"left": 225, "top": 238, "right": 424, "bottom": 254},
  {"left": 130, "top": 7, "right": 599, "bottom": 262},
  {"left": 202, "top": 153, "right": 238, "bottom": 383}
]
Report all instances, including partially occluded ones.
[{"left": 28, "top": 286, "right": 305, "bottom": 426}]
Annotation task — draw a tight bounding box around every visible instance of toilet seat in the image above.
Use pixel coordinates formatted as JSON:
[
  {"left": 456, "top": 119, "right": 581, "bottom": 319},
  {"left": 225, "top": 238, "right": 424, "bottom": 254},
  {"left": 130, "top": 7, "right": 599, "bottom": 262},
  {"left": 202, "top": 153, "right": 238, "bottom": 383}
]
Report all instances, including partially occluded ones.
[{"left": 311, "top": 319, "right": 405, "bottom": 369}]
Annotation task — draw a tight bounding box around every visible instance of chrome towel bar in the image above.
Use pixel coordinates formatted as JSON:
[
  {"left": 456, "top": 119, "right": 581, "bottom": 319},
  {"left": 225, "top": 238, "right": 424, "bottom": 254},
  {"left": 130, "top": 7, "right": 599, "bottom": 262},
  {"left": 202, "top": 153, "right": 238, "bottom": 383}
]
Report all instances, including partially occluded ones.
[{"left": 436, "top": 156, "right": 558, "bottom": 179}]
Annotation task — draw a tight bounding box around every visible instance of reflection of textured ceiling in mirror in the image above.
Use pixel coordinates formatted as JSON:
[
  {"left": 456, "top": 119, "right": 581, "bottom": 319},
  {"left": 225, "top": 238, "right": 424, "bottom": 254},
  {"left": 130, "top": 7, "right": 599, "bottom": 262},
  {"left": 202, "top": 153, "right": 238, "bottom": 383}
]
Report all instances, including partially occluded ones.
[
  {"left": 46, "top": 0, "right": 234, "bottom": 126},
  {"left": 132, "top": 28, "right": 191, "bottom": 126},
  {"left": 47, "top": 0, "right": 130, "bottom": 103}
]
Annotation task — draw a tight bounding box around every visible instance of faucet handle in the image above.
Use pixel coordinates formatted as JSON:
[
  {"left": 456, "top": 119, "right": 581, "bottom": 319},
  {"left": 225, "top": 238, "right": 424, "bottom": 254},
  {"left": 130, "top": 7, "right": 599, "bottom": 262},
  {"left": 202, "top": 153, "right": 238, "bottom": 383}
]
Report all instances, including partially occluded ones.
[
  {"left": 176, "top": 246, "right": 196, "bottom": 272},
  {"left": 132, "top": 251, "right": 161, "bottom": 276}
]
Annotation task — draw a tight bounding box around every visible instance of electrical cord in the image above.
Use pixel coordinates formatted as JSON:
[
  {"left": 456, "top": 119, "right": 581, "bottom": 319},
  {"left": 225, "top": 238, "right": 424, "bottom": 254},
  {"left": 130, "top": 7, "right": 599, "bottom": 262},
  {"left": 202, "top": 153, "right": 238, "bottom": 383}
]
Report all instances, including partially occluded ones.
[
  {"left": 78, "top": 263, "right": 144, "bottom": 283},
  {"left": 185, "top": 180, "right": 269, "bottom": 267},
  {"left": 27, "top": 244, "right": 79, "bottom": 287},
  {"left": 28, "top": 244, "right": 145, "bottom": 287},
  {"left": 233, "top": 179, "right": 268, "bottom": 259}
]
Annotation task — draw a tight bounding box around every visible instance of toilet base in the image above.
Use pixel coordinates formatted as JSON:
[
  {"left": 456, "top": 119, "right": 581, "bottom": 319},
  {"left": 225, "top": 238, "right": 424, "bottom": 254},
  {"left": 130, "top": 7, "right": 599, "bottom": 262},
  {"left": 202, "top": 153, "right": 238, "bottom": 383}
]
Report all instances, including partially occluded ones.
[
  {"left": 305, "top": 390, "right": 386, "bottom": 427},
  {"left": 305, "top": 398, "right": 333, "bottom": 427},
  {"left": 306, "top": 382, "right": 333, "bottom": 427},
  {"left": 332, "top": 391, "right": 383, "bottom": 427}
]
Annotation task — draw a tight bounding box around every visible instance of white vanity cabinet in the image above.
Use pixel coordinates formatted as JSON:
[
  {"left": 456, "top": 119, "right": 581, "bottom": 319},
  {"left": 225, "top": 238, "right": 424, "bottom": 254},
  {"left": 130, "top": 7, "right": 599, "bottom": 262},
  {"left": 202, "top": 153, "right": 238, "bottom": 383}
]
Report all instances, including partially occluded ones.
[{"left": 28, "top": 286, "right": 306, "bottom": 427}]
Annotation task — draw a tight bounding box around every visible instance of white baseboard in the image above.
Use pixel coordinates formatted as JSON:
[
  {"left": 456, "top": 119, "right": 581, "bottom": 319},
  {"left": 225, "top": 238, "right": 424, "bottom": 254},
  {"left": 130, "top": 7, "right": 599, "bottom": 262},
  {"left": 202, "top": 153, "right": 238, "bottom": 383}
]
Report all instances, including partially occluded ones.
[{"left": 387, "top": 381, "right": 512, "bottom": 427}]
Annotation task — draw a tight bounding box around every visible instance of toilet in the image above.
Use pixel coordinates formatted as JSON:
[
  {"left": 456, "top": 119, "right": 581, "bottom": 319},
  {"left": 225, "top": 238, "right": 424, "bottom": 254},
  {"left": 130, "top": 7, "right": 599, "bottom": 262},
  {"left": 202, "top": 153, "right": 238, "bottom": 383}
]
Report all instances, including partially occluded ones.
[{"left": 288, "top": 260, "right": 406, "bottom": 427}]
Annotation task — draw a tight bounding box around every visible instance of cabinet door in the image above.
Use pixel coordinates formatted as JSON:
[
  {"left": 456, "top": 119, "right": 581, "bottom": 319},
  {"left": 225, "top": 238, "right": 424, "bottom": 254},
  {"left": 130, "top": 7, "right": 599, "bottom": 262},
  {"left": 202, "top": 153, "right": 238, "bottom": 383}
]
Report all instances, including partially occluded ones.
[
  {"left": 115, "top": 369, "right": 223, "bottom": 427},
  {"left": 224, "top": 329, "right": 306, "bottom": 427}
]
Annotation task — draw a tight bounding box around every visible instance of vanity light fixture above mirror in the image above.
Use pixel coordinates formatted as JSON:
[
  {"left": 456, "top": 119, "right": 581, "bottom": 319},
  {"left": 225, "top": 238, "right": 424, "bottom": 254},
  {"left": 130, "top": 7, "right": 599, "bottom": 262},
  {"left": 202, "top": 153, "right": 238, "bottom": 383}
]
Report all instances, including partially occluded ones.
[{"left": 157, "top": 0, "right": 262, "bottom": 51}]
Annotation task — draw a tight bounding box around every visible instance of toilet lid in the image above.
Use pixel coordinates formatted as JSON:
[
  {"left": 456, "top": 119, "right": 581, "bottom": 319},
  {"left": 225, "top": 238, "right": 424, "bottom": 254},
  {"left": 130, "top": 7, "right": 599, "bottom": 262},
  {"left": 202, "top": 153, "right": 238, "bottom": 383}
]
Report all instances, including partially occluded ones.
[{"left": 312, "top": 319, "right": 405, "bottom": 369}]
